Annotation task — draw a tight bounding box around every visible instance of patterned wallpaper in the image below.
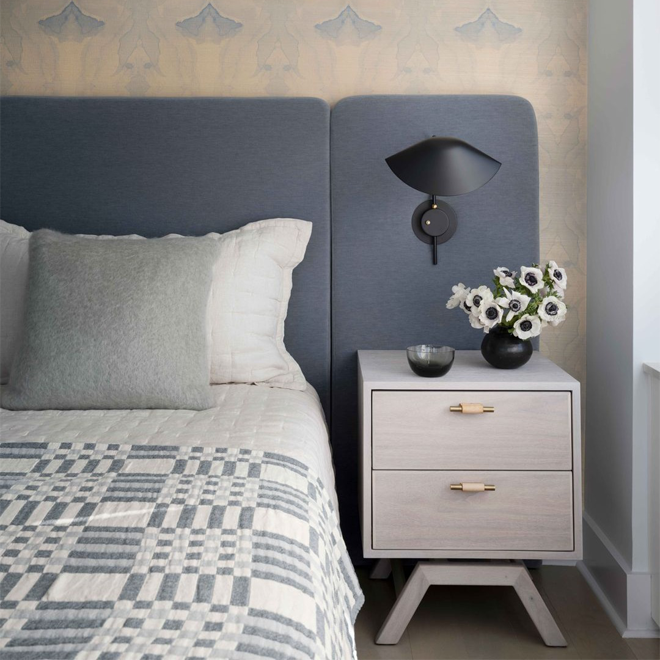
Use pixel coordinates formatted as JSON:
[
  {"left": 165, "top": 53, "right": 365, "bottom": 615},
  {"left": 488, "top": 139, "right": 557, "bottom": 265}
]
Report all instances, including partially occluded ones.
[{"left": 0, "top": 0, "right": 588, "bottom": 392}]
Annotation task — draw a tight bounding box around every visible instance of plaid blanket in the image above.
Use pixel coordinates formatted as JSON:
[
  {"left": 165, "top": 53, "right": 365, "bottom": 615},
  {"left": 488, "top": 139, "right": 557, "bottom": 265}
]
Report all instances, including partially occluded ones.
[{"left": 0, "top": 442, "right": 363, "bottom": 659}]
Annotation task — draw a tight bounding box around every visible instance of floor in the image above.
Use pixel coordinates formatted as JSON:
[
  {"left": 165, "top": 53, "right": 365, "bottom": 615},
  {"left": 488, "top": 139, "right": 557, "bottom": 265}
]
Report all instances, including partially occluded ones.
[{"left": 354, "top": 566, "right": 659, "bottom": 660}]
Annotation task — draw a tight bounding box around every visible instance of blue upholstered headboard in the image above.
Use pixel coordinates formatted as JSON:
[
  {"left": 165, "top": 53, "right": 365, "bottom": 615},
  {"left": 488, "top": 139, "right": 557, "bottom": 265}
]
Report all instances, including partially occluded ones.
[
  {"left": 0, "top": 97, "right": 331, "bottom": 412},
  {"left": 0, "top": 94, "right": 539, "bottom": 560},
  {"left": 330, "top": 95, "right": 539, "bottom": 557}
]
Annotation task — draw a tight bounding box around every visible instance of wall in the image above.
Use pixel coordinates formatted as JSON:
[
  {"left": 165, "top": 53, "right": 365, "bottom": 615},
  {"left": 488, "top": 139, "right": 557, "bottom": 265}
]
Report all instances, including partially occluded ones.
[
  {"left": 632, "top": 0, "right": 660, "bottom": 574},
  {"left": 585, "top": 0, "right": 634, "bottom": 568},
  {"left": 582, "top": 0, "right": 659, "bottom": 637},
  {"left": 1, "top": 0, "right": 588, "bottom": 393}
]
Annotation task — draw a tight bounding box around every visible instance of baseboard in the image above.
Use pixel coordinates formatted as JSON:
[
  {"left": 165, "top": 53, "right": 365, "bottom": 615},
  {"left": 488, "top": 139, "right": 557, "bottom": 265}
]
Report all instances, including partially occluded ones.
[
  {"left": 622, "top": 629, "right": 660, "bottom": 639},
  {"left": 577, "top": 560, "right": 628, "bottom": 635},
  {"left": 580, "top": 512, "right": 659, "bottom": 638}
]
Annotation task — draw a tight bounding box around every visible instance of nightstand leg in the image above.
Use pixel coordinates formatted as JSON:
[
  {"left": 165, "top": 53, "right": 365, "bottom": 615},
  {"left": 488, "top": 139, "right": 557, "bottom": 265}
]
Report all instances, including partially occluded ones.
[
  {"left": 512, "top": 566, "right": 567, "bottom": 647},
  {"left": 370, "top": 558, "right": 392, "bottom": 580},
  {"left": 375, "top": 562, "right": 430, "bottom": 645},
  {"left": 375, "top": 560, "right": 567, "bottom": 647}
]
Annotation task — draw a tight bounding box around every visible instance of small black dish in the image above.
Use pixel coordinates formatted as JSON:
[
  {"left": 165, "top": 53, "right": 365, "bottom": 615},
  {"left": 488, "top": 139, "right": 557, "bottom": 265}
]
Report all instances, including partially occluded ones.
[{"left": 406, "top": 345, "right": 455, "bottom": 378}]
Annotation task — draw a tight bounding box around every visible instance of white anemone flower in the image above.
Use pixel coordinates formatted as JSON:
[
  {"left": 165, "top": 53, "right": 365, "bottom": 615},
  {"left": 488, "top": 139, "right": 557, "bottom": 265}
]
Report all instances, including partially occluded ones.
[
  {"left": 495, "top": 288, "right": 531, "bottom": 322},
  {"left": 538, "top": 295, "right": 567, "bottom": 326},
  {"left": 513, "top": 314, "right": 542, "bottom": 340},
  {"left": 519, "top": 266, "right": 544, "bottom": 293},
  {"left": 479, "top": 301, "right": 503, "bottom": 329},
  {"left": 446, "top": 282, "right": 470, "bottom": 309},
  {"left": 465, "top": 286, "right": 493, "bottom": 317},
  {"left": 493, "top": 267, "right": 516, "bottom": 288},
  {"left": 547, "top": 260, "right": 567, "bottom": 290},
  {"left": 469, "top": 313, "right": 488, "bottom": 332}
]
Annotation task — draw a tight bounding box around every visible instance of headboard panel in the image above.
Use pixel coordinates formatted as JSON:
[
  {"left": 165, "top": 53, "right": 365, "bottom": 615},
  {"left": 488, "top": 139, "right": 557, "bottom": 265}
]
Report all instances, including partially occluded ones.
[
  {"left": 331, "top": 95, "right": 539, "bottom": 557},
  {"left": 1, "top": 94, "right": 539, "bottom": 561},
  {"left": 0, "top": 97, "right": 331, "bottom": 411}
]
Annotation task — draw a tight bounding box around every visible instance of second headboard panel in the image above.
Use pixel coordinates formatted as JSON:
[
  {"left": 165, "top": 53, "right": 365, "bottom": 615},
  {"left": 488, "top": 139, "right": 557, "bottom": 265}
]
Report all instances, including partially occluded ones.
[{"left": 330, "top": 94, "right": 540, "bottom": 558}]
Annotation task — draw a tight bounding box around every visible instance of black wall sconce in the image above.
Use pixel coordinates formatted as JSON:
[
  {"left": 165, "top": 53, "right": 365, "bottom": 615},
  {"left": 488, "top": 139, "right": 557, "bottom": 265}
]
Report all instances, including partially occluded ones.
[{"left": 386, "top": 137, "right": 501, "bottom": 264}]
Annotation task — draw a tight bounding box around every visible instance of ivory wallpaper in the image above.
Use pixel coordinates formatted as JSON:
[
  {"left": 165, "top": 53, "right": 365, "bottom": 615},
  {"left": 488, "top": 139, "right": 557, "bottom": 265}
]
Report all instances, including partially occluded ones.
[{"left": 0, "top": 0, "right": 588, "bottom": 391}]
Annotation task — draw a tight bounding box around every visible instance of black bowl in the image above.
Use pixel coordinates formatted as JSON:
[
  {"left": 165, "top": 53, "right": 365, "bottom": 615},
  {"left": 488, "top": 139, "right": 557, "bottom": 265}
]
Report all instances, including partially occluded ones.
[
  {"left": 406, "top": 345, "right": 455, "bottom": 378},
  {"left": 481, "top": 325, "right": 533, "bottom": 369}
]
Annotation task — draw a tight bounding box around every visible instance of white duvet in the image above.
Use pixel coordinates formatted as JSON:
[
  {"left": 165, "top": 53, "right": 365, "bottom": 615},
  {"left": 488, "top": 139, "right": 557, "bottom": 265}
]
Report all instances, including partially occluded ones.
[
  {"left": 0, "top": 384, "right": 337, "bottom": 510},
  {"left": 0, "top": 385, "right": 363, "bottom": 659}
]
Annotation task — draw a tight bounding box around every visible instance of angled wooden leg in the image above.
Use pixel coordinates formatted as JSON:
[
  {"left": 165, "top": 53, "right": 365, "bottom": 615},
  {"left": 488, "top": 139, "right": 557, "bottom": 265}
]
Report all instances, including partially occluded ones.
[
  {"left": 375, "top": 562, "right": 430, "bottom": 644},
  {"left": 512, "top": 565, "right": 567, "bottom": 647},
  {"left": 375, "top": 560, "right": 567, "bottom": 648},
  {"left": 369, "top": 558, "right": 392, "bottom": 580}
]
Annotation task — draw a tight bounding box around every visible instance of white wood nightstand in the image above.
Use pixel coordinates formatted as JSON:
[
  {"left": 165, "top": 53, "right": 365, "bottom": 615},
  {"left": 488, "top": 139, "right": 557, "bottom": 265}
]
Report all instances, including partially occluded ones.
[{"left": 358, "top": 350, "right": 582, "bottom": 647}]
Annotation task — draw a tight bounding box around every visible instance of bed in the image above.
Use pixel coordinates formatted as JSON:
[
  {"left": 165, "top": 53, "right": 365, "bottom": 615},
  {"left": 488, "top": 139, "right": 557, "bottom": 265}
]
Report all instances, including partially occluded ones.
[
  {"left": 0, "top": 386, "right": 361, "bottom": 658},
  {"left": 0, "top": 97, "right": 361, "bottom": 659}
]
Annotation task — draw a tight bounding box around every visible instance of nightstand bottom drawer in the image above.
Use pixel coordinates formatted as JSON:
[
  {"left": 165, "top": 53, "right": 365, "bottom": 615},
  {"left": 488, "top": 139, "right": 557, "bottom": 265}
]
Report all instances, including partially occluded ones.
[{"left": 373, "top": 470, "right": 574, "bottom": 552}]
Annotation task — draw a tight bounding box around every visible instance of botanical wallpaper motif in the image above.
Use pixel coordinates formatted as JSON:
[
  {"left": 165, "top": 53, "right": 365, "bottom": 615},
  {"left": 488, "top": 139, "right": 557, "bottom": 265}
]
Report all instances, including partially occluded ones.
[{"left": 1, "top": 0, "right": 588, "bottom": 394}]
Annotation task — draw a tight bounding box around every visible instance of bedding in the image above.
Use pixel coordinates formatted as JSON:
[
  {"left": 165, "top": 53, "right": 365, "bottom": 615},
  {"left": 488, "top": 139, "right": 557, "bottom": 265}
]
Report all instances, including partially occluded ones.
[
  {"left": 0, "top": 385, "right": 362, "bottom": 659},
  {"left": 0, "top": 220, "right": 29, "bottom": 384},
  {"left": 204, "top": 218, "right": 310, "bottom": 391},
  {"left": 0, "top": 219, "right": 310, "bottom": 392},
  {"left": 3, "top": 230, "right": 219, "bottom": 411}
]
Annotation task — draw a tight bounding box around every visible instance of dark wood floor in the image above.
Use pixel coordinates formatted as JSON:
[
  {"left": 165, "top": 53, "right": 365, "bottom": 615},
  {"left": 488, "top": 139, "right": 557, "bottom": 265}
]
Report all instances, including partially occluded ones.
[{"left": 354, "top": 566, "right": 659, "bottom": 660}]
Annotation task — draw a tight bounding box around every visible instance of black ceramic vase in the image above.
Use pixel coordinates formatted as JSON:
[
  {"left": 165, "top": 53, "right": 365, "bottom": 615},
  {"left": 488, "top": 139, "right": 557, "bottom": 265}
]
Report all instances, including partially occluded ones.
[{"left": 481, "top": 325, "right": 533, "bottom": 369}]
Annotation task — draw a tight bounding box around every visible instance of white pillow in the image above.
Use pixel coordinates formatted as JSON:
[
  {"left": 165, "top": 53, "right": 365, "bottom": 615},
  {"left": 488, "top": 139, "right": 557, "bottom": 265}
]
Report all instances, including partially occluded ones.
[
  {"left": 0, "top": 218, "right": 310, "bottom": 390},
  {"left": 0, "top": 220, "right": 30, "bottom": 384},
  {"left": 205, "top": 218, "right": 310, "bottom": 390}
]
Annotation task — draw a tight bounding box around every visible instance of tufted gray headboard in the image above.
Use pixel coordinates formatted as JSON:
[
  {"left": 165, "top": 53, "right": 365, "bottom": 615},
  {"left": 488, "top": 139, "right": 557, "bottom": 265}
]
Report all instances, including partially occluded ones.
[
  {"left": 0, "top": 96, "right": 331, "bottom": 412},
  {"left": 331, "top": 95, "right": 539, "bottom": 558}
]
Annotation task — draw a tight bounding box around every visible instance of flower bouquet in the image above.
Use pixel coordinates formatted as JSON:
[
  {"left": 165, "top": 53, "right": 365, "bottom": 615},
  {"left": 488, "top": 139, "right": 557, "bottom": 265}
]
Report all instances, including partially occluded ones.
[{"left": 447, "top": 262, "right": 567, "bottom": 368}]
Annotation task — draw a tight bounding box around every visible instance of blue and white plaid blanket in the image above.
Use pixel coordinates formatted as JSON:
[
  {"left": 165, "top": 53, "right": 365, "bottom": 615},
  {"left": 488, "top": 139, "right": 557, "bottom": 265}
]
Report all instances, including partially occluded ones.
[{"left": 0, "top": 442, "right": 363, "bottom": 659}]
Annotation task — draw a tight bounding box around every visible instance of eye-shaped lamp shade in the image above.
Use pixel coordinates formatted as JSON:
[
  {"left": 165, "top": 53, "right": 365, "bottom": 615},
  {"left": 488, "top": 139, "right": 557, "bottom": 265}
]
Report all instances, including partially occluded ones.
[{"left": 385, "top": 137, "right": 501, "bottom": 196}]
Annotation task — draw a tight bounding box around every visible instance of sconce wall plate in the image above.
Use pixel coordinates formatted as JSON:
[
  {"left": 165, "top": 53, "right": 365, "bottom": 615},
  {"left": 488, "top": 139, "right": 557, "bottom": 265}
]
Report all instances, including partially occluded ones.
[{"left": 411, "top": 200, "right": 457, "bottom": 265}]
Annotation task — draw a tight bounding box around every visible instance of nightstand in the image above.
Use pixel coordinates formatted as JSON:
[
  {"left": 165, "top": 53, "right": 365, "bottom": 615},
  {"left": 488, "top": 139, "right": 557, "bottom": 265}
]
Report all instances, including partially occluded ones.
[{"left": 358, "top": 350, "right": 582, "bottom": 647}]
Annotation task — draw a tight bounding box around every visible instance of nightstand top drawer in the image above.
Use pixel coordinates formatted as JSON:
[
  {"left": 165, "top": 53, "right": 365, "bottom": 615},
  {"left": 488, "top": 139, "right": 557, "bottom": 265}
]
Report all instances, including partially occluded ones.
[
  {"left": 372, "top": 390, "right": 572, "bottom": 470},
  {"left": 373, "top": 470, "right": 574, "bottom": 552}
]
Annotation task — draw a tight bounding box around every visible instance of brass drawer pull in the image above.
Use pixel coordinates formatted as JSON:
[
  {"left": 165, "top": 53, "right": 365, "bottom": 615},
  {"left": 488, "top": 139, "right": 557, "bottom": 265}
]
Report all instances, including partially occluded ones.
[
  {"left": 450, "top": 482, "right": 496, "bottom": 492},
  {"left": 449, "top": 403, "right": 495, "bottom": 414}
]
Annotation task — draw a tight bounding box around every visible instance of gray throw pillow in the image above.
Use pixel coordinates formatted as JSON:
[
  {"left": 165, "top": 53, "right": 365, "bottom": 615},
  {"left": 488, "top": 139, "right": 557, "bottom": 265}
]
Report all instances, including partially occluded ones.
[{"left": 3, "top": 230, "right": 219, "bottom": 410}]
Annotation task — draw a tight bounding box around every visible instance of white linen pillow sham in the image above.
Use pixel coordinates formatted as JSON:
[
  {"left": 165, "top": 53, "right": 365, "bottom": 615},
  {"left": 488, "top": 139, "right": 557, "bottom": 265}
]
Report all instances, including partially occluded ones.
[
  {"left": 204, "top": 219, "right": 310, "bottom": 390},
  {"left": 0, "top": 218, "right": 310, "bottom": 390},
  {"left": 0, "top": 220, "right": 30, "bottom": 383}
]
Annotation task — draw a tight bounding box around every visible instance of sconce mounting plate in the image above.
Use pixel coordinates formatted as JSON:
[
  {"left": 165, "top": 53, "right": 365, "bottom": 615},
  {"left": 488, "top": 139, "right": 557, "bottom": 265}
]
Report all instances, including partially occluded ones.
[{"left": 411, "top": 200, "right": 457, "bottom": 245}]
